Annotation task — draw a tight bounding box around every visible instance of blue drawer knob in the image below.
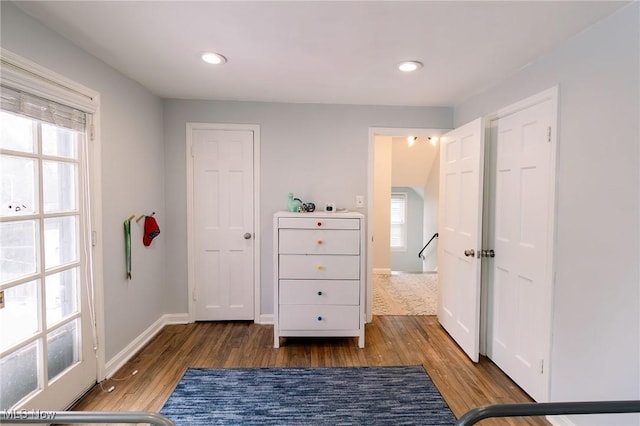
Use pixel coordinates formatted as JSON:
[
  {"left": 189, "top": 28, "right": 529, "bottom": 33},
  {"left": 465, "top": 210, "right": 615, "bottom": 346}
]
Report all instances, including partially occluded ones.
[{"left": 317, "top": 316, "right": 323, "bottom": 321}]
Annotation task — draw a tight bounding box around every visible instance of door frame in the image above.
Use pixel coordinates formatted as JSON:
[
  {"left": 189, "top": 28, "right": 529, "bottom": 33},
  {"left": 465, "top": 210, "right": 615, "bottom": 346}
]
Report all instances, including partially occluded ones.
[
  {"left": 366, "top": 127, "right": 447, "bottom": 322},
  {"left": 186, "top": 122, "right": 261, "bottom": 323},
  {"left": 482, "top": 86, "right": 559, "bottom": 401}
]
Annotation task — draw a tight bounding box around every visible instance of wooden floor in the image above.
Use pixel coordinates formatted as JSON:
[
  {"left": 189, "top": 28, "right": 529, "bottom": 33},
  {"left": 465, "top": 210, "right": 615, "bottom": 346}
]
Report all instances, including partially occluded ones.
[{"left": 70, "top": 316, "right": 548, "bottom": 425}]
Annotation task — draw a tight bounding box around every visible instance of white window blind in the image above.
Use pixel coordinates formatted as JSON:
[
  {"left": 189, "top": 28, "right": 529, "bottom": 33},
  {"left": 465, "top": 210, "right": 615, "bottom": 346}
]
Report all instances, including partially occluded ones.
[
  {"left": 1, "top": 85, "right": 86, "bottom": 132},
  {"left": 390, "top": 193, "right": 407, "bottom": 250}
]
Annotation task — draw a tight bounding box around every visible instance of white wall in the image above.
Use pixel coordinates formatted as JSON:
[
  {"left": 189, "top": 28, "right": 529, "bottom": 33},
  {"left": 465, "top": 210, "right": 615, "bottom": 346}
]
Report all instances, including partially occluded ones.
[
  {"left": 391, "top": 136, "right": 438, "bottom": 186},
  {"left": 373, "top": 136, "right": 393, "bottom": 273},
  {"left": 390, "top": 187, "right": 424, "bottom": 272},
  {"left": 455, "top": 4, "right": 639, "bottom": 425},
  {"left": 162, "top": 101, "right": 452, "bottom": 315},
  {"left": 1, "top": 2, "right": 168, "bottom": 362},
  {"left": 422, "top": 152, "right": 439, "bottom": 272}
]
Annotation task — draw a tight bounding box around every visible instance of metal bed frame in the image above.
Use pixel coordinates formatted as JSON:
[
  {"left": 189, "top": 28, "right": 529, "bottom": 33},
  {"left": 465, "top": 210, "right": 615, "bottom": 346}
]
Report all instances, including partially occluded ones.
[
  {"left": 0, "top": 410, "right": 175, "bottom": 425},
  {"left": 1, "top": 400, "right": 639, "bottom": 425},
  {"left": 455, "top": 400, "right": 640, "bottom": 426}
]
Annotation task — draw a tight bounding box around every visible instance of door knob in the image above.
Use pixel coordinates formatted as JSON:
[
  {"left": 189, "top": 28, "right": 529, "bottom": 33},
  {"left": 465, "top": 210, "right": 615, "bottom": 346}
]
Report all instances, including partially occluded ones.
[
  {"left": 243, "top": 233, "right": 252, "bottom": 239},
  {"left": 480, "top": 249, "right": 495, "bottom": 258},
  {"left": 464, "top": 249, "right": 475, "bottom": 257}
]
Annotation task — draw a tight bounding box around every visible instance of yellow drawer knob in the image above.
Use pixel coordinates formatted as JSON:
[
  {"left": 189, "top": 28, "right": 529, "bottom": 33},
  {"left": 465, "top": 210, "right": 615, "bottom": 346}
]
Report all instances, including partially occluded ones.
[
  {"left": 317, "top": 240, "right": 323, "bottom": 245},
  {"left": 317, "top": 265, "right": 324, "bottom": 270}
]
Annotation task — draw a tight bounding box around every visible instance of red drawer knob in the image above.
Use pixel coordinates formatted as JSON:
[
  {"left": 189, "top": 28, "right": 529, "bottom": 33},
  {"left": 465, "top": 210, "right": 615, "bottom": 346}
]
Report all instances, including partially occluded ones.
[{"left": 317, "top": 221, "right": 322, "bottom": 227}]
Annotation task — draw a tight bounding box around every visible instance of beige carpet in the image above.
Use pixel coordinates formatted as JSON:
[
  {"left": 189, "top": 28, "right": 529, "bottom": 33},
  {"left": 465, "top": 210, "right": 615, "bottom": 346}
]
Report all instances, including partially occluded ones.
[{"left": 373, "top": 272, "right": 438, "bottom": 316}]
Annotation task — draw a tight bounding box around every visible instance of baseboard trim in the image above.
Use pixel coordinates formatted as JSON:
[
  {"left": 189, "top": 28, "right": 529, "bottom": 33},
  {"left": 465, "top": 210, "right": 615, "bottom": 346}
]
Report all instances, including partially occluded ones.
[
  {"left": 104, "top": 313, "right": 189, "bottom": 378},
  {"left": 258, "top": 314, "right": 274, "bottom": 324},
  {"left": 373, "top": 268, "right": 391, "bottom": 275},
  {"left": 546, "top": 415, "right": 575, "bottom": 426},
  {"left": 162, "top": 313, "right": 190, "bottom": 325}
]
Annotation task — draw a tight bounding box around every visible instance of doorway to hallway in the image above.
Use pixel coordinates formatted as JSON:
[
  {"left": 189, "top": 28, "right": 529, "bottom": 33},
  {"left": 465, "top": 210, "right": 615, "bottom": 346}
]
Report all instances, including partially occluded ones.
[
  {"left": 367, "top": 128, "right": 445, "bottom": 321},
  {"left": 373, "top": 271, "right": 438, "bottom": 316}
]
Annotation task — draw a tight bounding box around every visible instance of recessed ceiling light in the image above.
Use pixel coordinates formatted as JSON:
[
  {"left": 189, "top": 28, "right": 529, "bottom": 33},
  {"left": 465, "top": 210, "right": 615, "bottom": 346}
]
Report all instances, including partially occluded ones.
[
  {"left": 398, "top": 61, "right": 423, "bottom": 72},
  {"left": 201, "top": 52, "right": 227, "bottom": 65}
]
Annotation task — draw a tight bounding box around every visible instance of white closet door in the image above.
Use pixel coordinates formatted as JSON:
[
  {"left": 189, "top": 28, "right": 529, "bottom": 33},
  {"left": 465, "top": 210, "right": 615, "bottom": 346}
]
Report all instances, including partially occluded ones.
[
  {"left": 191, "top": 128, "right": 254, "bottom": 320},
  {"left": 487, "top": 96, "right": 555, "bottom": 402}
]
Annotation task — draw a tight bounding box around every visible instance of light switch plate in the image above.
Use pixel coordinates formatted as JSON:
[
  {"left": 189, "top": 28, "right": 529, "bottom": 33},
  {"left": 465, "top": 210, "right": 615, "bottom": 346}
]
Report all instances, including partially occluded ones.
[{"left": 356, "top": 195, "right": 364, "bottom": 208}]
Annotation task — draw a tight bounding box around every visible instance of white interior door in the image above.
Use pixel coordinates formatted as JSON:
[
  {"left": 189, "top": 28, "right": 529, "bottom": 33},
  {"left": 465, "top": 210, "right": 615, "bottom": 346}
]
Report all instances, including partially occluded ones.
[
  {"left": 190, "top": 128, "right": 254, "bottom": 321},
  {"left": 437, "top": 118, "right": 484, "bottom": 362},
  {"left": 487, "top": 92, "right": 556, "bottom": 401}
]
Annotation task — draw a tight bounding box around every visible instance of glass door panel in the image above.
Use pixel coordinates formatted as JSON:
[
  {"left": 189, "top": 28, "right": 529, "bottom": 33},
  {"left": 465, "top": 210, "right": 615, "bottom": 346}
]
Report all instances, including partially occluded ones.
[
  {"left": 1, "top": 154, "right": 38, "bottom": 217},
  {"left": 0, "top": 280, "right": 40, "bottom": 351},
  {"left": 0, "top": 111, "right": 36, "bottom": 153},
  {"left": 0, "top": 341, "right": 40, "bottom": 410},
  {"left": 42, "top": 124, "right": 77, "bottom": 159},
  {"left": 45, "top": 268, "right": 78, "bottom": 327},
  {"left": 44, "top": 216, "right": 78, "bottom": 270},
  {"left": 43, "top": 160, "right": 77, "bottom": 213},
  {"left": 0, "top": 106, "right": 95, "bottom": 411},
  {"left": 47, "top": 319, "right": 80, "bottom": 382},
  {"left": 0, "top": 220, "right": 39, "bottom": 283}
]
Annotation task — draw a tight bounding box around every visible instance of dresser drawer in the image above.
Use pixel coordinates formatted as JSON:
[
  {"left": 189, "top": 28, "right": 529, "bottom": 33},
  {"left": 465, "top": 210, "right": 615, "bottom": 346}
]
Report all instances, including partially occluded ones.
[
  {"left": 279, "top": 255, "right": 360, "bottom": 280},
  {"left": 279, "top": 280, "right": 360, "bottom": 305},
  {"left": 279, "top": 229, "right": 359, "bottom": 255},
  {"left": 278, "top": 217, "right": 360, "bottom": 230},
  {"left": 279, "top": 305, "right": 360, "bottom": 330}
]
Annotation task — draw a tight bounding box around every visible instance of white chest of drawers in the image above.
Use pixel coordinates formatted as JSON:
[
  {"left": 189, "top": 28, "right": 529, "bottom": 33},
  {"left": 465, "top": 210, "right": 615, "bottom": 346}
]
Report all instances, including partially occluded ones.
[{"left": 273, "top": 211, "right": 365, "bottom": 348}]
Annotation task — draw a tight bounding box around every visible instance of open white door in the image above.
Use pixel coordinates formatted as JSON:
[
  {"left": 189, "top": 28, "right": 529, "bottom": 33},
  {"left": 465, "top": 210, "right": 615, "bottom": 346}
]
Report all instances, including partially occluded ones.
[{"left": 437, "top": 118, "right": 484, "bottom": 362}]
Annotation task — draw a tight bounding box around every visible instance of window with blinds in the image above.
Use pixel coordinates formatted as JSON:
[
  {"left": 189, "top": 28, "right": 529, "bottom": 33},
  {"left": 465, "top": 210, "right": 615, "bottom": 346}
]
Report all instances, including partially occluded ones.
[{"left": 390, "top": 193, "right": 407, "bottom": 250}]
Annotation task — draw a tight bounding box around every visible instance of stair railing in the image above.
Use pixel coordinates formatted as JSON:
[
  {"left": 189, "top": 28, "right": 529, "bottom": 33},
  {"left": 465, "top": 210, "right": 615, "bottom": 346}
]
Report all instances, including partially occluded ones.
[
  {"left": 455, "top": 400, "right": 640, "bottom": 426},
  {"left": 418, "top": 232, "right": 438, "bottom": 259}
]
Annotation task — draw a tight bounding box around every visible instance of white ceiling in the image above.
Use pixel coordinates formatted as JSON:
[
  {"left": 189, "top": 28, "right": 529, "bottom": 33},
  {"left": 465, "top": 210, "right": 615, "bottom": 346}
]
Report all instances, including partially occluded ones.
[{"left": 14, "top": 1, "right": 626, "bottom": 107}]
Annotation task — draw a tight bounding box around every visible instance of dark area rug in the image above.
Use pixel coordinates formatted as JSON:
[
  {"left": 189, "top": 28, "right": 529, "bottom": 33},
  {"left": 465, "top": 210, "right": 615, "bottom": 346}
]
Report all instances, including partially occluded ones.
[{"left": 160, "top": 365, "right": 456, "bottom": 425}]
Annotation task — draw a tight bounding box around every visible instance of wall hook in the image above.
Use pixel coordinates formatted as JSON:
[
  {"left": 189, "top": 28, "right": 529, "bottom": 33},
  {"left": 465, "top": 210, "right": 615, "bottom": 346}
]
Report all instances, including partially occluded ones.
[{"left": 136, "top": 212, "right": 156, "bottom": 223}]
